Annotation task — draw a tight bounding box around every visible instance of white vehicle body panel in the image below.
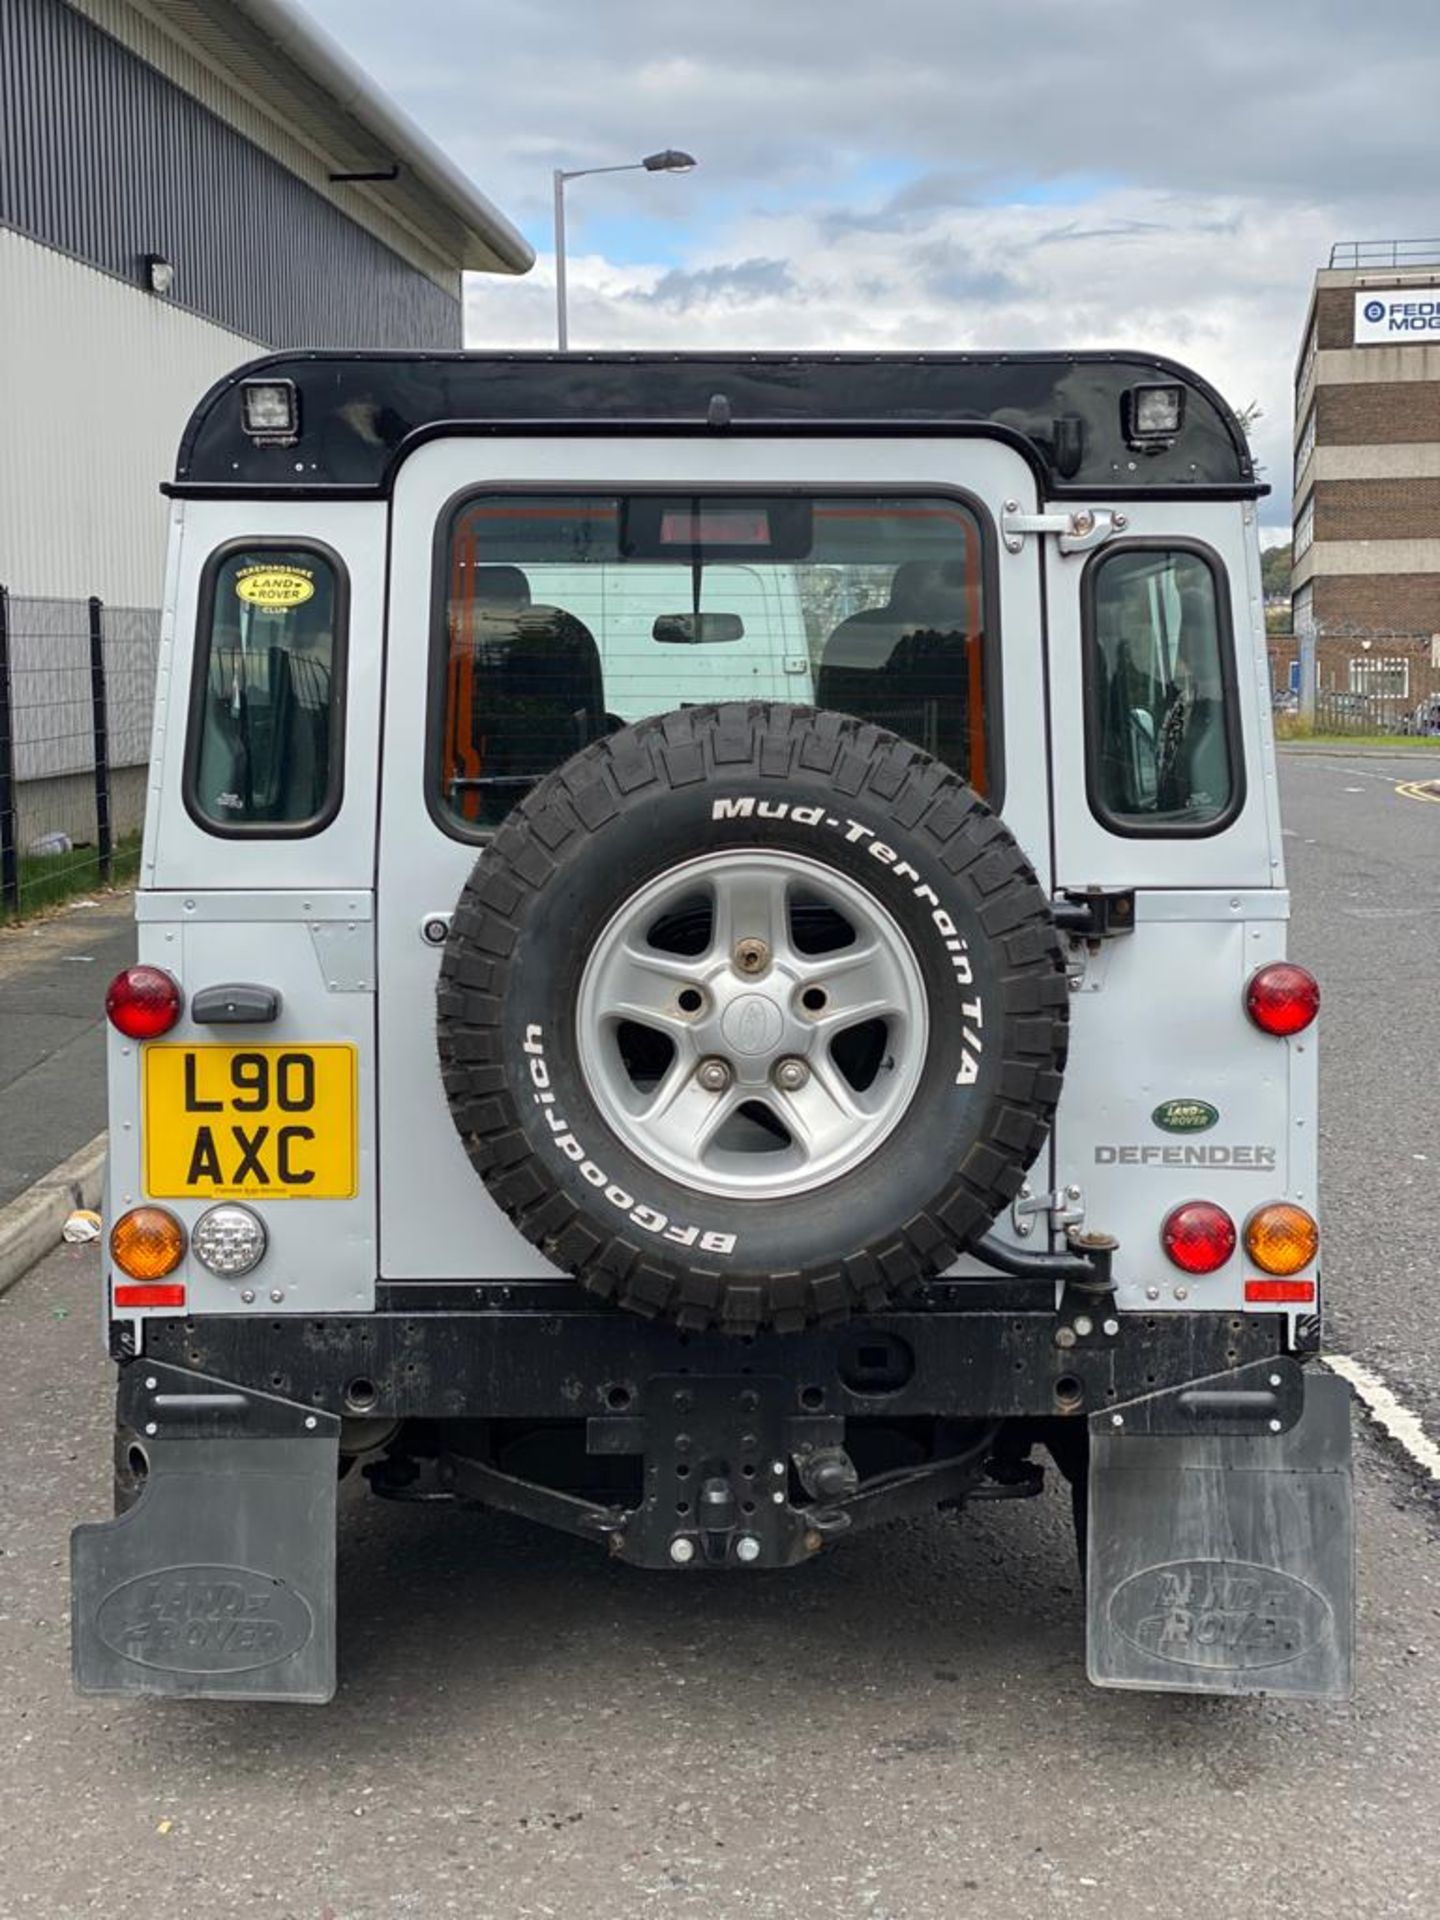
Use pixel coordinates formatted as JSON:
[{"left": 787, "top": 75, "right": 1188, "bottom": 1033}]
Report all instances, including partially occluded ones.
[{"left": 113, "top": 434, "right": 1316, "bottom": 1329}]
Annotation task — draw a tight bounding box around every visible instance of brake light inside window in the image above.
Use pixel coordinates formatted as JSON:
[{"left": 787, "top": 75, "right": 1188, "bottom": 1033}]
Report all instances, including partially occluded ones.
[{"left": 658, "top": 507, "right": 772, "bottom": 546}]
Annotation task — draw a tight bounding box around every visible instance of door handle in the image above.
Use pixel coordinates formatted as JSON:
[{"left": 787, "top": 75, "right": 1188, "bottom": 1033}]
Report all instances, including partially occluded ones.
[{"left": 190, "top": 983, "right": 282, "bottom": 1025}]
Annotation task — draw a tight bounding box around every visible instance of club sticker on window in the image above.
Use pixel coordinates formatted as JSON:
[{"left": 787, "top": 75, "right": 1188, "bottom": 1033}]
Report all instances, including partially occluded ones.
[{"left": 234, "top": 564, "right": 316, "bottom": 609}]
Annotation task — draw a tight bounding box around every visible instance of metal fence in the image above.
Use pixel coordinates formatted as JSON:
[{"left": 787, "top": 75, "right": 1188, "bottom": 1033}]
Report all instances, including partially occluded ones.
[
  {"left": 0, "top": 586, "right": 160, "bottom": 917},
  {"left": 1268, "top": 630, "right": 1440, "bottom": 737}
]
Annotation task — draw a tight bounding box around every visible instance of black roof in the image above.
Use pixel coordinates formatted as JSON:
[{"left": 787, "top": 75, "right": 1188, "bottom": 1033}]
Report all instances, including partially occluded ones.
[{"left": 171, "top": 350, "right": 1262, "bottom": 498}]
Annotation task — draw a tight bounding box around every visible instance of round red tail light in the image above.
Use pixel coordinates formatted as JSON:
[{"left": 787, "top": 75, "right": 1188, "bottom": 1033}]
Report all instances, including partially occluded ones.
[
  {"left": 1245, "top": 962, "right": 1319, "bottom": 1037},
  {"left": 105, "top": 965, "right": 183, "bottom": 1039},
  {"left": 1161, "top": 1200, "right": 1237, "bottom": 1275}
]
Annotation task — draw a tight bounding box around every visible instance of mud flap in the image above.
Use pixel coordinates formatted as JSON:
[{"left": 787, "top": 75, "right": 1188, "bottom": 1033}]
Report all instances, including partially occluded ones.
[
  {"left": 1086, "top": 1359, "right": 1353, "bottom": 1699},
  {"left": 72, "top": 1362, "right": 340, "bottom": 1703}
]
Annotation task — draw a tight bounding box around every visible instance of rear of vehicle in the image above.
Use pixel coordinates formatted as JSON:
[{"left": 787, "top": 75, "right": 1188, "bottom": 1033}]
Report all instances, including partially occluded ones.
[{"left": 73, "top": 353, "right": 1350, "bottom": 1704}]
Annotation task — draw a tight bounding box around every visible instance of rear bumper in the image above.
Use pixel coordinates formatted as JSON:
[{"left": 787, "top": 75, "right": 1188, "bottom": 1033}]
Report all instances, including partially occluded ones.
[
  {"left": 73, "top": 1298, "right": 1352, "bottom": 1702},
  {"left": 125, "top": 1285, "right": 1300, "bottom": 1422}
]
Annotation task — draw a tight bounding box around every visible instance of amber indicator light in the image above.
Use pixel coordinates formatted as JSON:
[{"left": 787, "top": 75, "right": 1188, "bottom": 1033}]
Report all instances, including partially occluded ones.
[
  {"left": 1244, "top": 1203, "right": 1319, "bottom": 1276},
  {"left": 110, "top": 1206, "right": 186, "bottom": 1280}
]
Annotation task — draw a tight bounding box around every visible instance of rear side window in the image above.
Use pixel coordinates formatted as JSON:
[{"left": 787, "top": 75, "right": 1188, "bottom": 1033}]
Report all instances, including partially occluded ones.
[
  {"left": 1084, "top": 545, "right": 1239, "bottom": 834},
  {"left": 434, "top": 492, "right": 991, "bottom": 834},
  {"left": 187, "top": 545, "right": 345, "bottom": 835}
]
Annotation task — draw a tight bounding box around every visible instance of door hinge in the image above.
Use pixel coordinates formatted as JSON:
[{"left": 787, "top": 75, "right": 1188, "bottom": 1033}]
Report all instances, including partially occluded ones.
[
  {"left": 1011, "top": 1183, "right": 1086, "bottom": 1240},
  {"left": 1053, "top": 887, "right": 1136, "bottom": 941},
  {"left": 1001, "top": 503, "right": 1128, "bottom": 555}
]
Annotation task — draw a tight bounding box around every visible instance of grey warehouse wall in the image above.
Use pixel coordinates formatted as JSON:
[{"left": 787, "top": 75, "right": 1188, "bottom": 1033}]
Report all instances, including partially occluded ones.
[{"left": 0, "top": 0, "right": 463, "bottom": 350}]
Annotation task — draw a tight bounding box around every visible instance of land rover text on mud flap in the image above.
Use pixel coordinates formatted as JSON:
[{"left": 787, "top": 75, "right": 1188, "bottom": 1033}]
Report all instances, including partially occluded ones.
[{"left": 72, "top": 352, "right": 1352, "bottom": 1703}]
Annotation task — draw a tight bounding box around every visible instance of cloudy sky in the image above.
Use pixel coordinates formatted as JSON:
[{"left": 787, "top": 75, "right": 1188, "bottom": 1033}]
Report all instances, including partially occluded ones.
[{"left": 307, "top": 0, "right": 1440, "bottom": 535}]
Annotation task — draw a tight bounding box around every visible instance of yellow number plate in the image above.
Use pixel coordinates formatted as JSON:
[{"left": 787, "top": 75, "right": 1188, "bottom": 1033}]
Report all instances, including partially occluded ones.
[{"left": 143, "top": 1045, "right": 357, "bottom": 1199}]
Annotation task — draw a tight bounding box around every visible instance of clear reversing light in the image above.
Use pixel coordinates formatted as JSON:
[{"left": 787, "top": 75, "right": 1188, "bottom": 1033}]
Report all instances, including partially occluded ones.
[
  {"left": 240, "top": 378, "right": 299, "bottom": 438},
  {"left": 192, "top": 1203, "right": 268, "bottom": 1278}
]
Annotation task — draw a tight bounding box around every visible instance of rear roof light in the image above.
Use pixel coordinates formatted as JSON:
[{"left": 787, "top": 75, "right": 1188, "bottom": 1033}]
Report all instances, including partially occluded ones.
[
  {"left": 1244, "top": 1203, "right": 1319, "bottom": 1276},
  {"left": 1161, "top": 1200, "right": 1236, "bottom": 1275},
  {"left": 106, "top": 965, "right": 183, "bottom": 1039},
  {"left": 1245, "top": 962, "right": 1319, "bottom": 1037},
  {"left": 110, "top": 1206, "right": 185, "bottom": 1280}
]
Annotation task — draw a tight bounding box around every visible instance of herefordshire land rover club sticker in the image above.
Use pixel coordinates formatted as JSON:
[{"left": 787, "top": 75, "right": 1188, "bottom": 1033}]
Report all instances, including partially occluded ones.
[
  {"left": 234, "top": 564, "right": 315, "bottom": 610},
  {"left": 1152, "top": 1098, "right": 1220, "bottom": 1134}
]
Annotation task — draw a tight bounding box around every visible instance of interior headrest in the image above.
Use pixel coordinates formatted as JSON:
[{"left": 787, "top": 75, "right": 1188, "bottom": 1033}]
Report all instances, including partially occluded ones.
[{"left": 471, "top": 565, "right": 532, "bottom": 609}]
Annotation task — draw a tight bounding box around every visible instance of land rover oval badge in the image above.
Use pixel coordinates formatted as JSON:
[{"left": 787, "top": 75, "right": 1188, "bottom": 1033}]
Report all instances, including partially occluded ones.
[{"left": 1152, "top": 1098, "right": 1219, "bottom": 1134}]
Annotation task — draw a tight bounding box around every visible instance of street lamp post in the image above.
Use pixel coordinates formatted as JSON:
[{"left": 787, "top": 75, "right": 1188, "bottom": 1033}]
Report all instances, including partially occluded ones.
[{"left": 552, "top": 149, "right": 697, "bottom": 351}]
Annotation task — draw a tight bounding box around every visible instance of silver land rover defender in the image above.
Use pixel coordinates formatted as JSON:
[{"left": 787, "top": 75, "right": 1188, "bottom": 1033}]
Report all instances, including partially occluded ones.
[{"left": 72, "top": 351, "right": 1351, "bottom": 1703}]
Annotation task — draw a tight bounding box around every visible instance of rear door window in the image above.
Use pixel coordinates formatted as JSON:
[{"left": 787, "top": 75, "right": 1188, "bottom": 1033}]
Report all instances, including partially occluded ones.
[
  {"left": 1084, "top": 545, "right": 1240, "bottom": 833},
  {"left": 435, "top": 492, "right": 991, "bottom": 832},
  {"left": 187, "top": 545, "right": 345, "bottom": 835}
]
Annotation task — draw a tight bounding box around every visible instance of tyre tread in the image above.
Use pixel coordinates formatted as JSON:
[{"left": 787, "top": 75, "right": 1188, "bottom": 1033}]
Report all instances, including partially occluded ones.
[{"left": 438, "top": 703, "right": 1068, "bottom": 1333}]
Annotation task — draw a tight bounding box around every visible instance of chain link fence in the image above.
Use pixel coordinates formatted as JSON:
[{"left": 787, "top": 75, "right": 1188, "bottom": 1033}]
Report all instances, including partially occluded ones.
[{"left": 0, "top": 587, "right": 160, "bottom": 919}]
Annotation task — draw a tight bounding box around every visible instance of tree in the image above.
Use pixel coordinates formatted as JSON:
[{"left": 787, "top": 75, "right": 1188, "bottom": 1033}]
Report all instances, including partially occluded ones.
[{"left": 1260, "top": 542, "right": 1292, "bottom": 602}]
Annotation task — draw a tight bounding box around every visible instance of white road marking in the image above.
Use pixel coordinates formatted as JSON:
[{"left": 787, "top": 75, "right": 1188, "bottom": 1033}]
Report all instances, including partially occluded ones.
[{"left": 1324, "top": 1352, "right": 1440, "bottom": 1481}]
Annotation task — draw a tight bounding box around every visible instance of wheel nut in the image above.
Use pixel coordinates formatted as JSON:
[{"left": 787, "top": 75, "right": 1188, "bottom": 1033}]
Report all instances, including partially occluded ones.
[
  {"left": 774, "top": 1057, "right": 809, "bottom": 1091},
  {"left": 734, "top": 1534, "right": 761, "bottom": 1564},
  {"left": 697, "top": 1057, "right": 731, "bottom": 1092},
  {"left": 669, "top": 1536, "right": 696, "bottom": 1565},
  {"left": 734, "top": 938, "right": 769, "bottom": 974}
]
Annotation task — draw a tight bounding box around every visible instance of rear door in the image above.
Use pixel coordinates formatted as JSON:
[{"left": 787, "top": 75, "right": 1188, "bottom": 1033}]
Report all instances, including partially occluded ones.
[
  {"left": 1042, "top": 500, "right": 1310, "bottom": 1315},
  {"left": 112, "top": 498, "right": 383, "bottom": 1320},
  {"left": 376, "top": 435, "right": 1051, "bottom": 1280}
]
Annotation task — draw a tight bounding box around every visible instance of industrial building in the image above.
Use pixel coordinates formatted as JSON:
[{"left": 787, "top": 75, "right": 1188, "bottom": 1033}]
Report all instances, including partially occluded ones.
[
  {"left": 1291, "top": 242, "right": 1440, "bottom": 719},
  {"left": 2, "top": 0, "right": 531, "bottom": 606},
  {"left": 0, "top": 0, "right": 530, "bottom": 880}
]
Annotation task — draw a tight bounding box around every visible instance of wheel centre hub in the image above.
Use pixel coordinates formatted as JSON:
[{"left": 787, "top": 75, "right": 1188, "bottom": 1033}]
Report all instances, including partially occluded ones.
[{"left": 719, "top": 990, "right": 787, "bottom": 1058}]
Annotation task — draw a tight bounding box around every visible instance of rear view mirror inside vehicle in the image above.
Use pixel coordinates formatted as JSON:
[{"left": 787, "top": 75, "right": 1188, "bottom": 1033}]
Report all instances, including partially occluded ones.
[{"left": 651, "top": 612, "right": 745, "bottom": 644}]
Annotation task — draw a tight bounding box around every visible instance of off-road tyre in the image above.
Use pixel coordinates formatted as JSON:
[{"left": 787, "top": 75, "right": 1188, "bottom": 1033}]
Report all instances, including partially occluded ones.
[{"left": 437, "top": 703, "right": 1068, "bottom": 1333}]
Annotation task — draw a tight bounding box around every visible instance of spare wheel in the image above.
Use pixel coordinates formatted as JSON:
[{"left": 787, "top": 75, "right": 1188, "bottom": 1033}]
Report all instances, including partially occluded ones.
[{"left": 437, "top": 704, "right": 1068, "bottom": 1333}]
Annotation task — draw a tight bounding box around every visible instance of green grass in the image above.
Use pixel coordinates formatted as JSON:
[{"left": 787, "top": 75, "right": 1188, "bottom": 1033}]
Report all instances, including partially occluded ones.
[
  {"left": 1273, "top": 718, "right": 1440, "bottom": 749},
  {"left": 1, "top": 832, "right": 141, "bottom": 924}
]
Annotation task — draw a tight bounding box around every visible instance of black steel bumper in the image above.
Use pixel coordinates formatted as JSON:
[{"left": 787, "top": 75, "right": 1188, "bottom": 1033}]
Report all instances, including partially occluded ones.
[
  {"left": 130, "top": 1284, "right": 1299, "bottom": 1424},
  {"left": 73, "top": 1295, "right": 1352, "bottom": 1703}
]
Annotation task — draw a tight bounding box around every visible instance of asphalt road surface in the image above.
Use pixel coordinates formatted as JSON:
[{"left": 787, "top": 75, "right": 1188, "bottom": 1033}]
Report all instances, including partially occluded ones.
[
  {"left": 1283, "top": 749, "right": 1440, "bottom": 1432},
  {"left": 1, "top": 749, "right": 1438, "bottom": 1920},
  {"left": 0, "top": 892, "right": 134, "bottom": 1206}
]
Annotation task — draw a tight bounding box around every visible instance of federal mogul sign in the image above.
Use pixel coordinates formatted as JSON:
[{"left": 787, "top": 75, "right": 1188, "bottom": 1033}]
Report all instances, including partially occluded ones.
[{"left": 1355, "top": 291, "right": 1440, "bottom": 343}]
